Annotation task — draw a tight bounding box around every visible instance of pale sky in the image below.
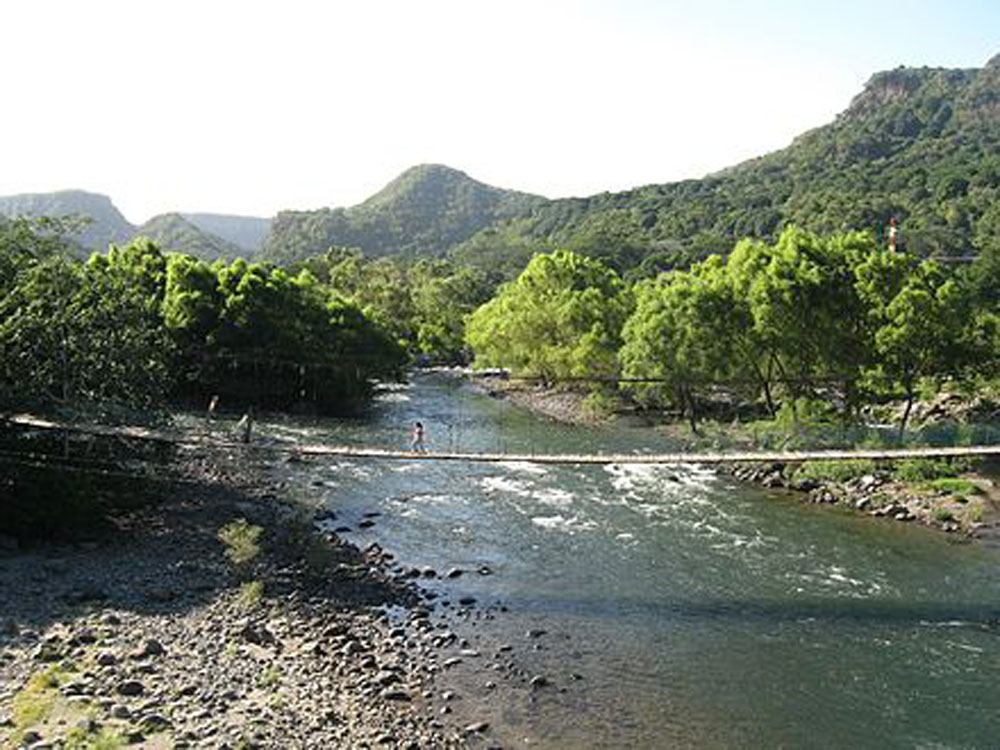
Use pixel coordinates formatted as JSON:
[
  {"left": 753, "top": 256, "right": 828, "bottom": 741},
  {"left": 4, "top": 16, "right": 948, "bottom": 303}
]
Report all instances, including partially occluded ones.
[{"left": 2, "top": 0, "right": 997, "bottom": 224}]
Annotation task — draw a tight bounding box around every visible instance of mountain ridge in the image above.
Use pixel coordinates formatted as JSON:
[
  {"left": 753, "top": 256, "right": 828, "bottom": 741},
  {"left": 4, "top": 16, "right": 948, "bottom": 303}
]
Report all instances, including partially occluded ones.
[
  {"left": 4, "top": 53, "right": 999, "bottom": 266},
  {"left": 259, "top": 164, "right": 547, "bottom": 262}
]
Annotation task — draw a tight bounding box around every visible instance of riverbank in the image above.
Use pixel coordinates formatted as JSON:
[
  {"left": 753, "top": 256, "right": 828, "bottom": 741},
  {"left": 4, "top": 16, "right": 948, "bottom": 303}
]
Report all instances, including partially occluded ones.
[
  {"left": 467, "top": 377, "right": 607, "bottom": 426},
  {"left": 723, "top": 460, "right": 1000, "bottom": 542},
  {"left": 0, "top": 447, "right": 499, "bottom": 748}
]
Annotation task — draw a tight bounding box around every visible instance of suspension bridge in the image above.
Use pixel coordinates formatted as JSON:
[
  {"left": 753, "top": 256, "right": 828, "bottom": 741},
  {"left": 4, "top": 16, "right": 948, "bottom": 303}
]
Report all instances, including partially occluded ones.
[{"left": 6, "top": 414, "right": 1000, "bottom": 466}]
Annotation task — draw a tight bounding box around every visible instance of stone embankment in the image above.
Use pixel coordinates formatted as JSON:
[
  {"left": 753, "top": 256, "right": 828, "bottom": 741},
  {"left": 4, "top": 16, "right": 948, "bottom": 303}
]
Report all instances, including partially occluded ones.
[
  {"left": 0, "top": 451, "right": 513, "bottom": 749},
  {"left": 726, "top": 462, "right": 1000, "bottom": 538}
]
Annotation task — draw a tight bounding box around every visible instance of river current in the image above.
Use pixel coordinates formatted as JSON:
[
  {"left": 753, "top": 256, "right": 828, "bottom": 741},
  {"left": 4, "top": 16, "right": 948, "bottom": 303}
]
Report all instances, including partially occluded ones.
[{"left": 255, "top": 372, "right": 999, "bottom": 748}]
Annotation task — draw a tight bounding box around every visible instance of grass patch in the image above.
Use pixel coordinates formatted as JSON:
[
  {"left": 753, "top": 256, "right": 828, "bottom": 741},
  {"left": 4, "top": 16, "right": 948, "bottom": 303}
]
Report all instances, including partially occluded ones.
[
  {"left": 932, "top": 507, "right": 956, "bottom": 523},
  {"left": 921, "top": 477, "right": 981, "bottom": 496},
  {"left": 793, "top": 459, "right": 877, "bottom": 483},
  {"left": 257, "top": 665, "right": 282, "bottom": 689},
  {"left": 12, "top": 667, "right": 62, "bottom": 728},
  {"left": 218, "top": 519, "right": 263, "bottom": 567},
  {"left": 237, "top": 579, "right": 265, "bottom": 609},
  {"left": 891, "top": 458, "right": 975, "bottom": 482},
  {"left": 64, "top": 726, "right": 125, "bottom": 750}
]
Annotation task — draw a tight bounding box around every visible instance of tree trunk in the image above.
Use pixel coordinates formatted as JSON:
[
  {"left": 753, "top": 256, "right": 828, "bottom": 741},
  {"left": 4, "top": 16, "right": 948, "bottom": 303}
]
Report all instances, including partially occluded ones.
[
  {"left": 898, "top": 382, "right": 915, "bottom": 441},
  {"left": 683, "top": 384, "right": 700, "bottom": 435}
]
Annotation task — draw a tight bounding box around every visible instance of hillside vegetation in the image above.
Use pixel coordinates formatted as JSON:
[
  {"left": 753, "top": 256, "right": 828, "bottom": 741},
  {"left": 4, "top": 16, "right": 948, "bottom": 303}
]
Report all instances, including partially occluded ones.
[
  {"left": 452, "top": 56, "right": 1000, "bottom": 275},
  {"left": 133, "top": 213, "right": 246, "bottom": 261},
  {"left": 0, "top": 190, "right": 134, "bottom": 253},
  {"left": 180, "top": 212, "right": 271, "bottom": 253},
  {"left": 0, "top": 192, "right": 271, "bottom": 258},
  {"left": 258, "top": 56, "right": 1000, "bottom": 275},
  {"left": 259, "top": 164, "right": 546, "bottom": 263}
]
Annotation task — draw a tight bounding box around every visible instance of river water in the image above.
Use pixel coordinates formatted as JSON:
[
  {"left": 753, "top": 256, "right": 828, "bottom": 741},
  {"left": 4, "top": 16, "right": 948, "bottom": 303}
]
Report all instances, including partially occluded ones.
[{"left": 258, "top": 372, "right": 999, "bottom": 748}]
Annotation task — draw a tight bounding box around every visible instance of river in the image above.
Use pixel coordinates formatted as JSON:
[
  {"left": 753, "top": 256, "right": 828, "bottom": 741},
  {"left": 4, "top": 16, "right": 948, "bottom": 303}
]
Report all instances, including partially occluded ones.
[{"left": 257, "top": 372, "right": 1000, "bottom": 748}]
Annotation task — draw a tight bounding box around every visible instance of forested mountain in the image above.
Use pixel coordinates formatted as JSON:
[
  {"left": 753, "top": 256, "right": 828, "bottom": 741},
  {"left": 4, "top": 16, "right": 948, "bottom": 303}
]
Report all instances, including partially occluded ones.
[
  {"left": 452, "top": 55, "right": 1000, "bottom": 274},
  {"left": 132, "top": 213, "right": 245, "bottom": 260},
  {"left": 180, "top": 213, "right": 271, "bottom": 254},
  {"left": 259, "top": 164, "right": 547, "bottom": 263},
  {"left": 5, "top": 55, "right": 997, "bottom": 271},
  {"left": 0, "top": 190, "right": 134, "bottom": 253},
  {"left": 0, "top": 190, "right": 271, "bottom": 259}
]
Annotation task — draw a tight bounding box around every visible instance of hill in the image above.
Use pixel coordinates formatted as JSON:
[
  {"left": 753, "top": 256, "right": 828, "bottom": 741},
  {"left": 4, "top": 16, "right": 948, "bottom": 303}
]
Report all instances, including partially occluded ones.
[
  {"left": 452, "top": 55, "right": 1000, "bottom": 273},
  {"left": 0, "top": 190, "right": 134, "bottom": 252},
  {"left": 0, "top": 190, "right": 270, "bottom": 259},
  {"left": 132, "top": 214, "right": 245, "bottom": 261},
  {"left": 180, "top": 213, "right": 271, "bottom": 254},
  {"left": 259, "top": 164, "right": 547, "bottom": 262}
]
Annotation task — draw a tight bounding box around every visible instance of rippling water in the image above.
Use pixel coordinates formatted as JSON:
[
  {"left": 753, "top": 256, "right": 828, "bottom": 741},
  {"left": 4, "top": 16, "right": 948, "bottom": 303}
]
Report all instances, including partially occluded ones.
[{"left": 257, "top": 373, "right": 1000, "bottom": 748}]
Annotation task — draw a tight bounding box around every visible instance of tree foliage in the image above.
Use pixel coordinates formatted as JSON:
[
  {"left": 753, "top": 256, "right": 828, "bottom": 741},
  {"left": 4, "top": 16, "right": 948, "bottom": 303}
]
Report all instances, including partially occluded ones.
[
  {"left": 619, "top": 226, "right": 982, "bottom": 434},
  {"left": 465, "top": 250, "right": 632, "bottom": 383},
  {"left": 0, "top": 223, "right": 406, "bottom": 416}
]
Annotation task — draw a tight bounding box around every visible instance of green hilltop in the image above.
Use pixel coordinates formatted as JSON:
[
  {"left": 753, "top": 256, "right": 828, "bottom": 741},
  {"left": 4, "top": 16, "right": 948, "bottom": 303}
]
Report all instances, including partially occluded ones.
[
  {"left": 259, "top": 164, "right": 547, "bottom": 263},
  {"left": 257, "top": 55, "right": 1000, "bottom": 272},
  {"left": 132, "top": 213, "right": 246, "bottom": 261},
  {"left": 0, "top": 190, "right": 134, "bottom": 253},
  {"left": 3, "top": 54, "right": 997, "bottom": 269},
  {"left": 451, "top": 56, "right": 1000, "bottom": 273}
]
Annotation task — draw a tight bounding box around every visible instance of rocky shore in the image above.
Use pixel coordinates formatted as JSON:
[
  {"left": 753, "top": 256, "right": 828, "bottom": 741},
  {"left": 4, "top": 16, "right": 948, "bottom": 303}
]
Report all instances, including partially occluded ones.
[
  {"left": 0, "top": 449, "right": 518, "bottom": 749},
  {"left": 725, "top": 461, "right": 1000, "bottom": 543},
  {"left": 468, "top": 378, "right": 601, "bottom": 426}
]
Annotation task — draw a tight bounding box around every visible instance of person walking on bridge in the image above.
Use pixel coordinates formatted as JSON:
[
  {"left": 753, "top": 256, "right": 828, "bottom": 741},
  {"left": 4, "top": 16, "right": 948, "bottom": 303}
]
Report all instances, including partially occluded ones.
[{"left": 411, "top": 421, "right": 426, "bottom": 452}]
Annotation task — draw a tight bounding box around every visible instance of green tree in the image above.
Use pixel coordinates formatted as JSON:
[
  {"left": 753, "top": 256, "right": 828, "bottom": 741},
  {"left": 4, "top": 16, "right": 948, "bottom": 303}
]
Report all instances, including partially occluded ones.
[
  {"left": 859, "top": 258, "right": 973, "bottom": 437},
  {"left": 0, "top": 254, "right": 174, "bottom": 411},
  {"left": 465, "top": 250, "right": 632, "bottom": 384},
  {"left": 620, "top": 258, "right": 740, "bottom": 431}
]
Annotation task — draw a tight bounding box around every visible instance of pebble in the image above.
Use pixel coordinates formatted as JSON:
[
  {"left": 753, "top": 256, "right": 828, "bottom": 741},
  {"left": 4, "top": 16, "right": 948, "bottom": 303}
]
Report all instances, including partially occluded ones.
[
  {"left": 134, "top": 638, "right": 166, "bottom": 658},
  {"left": 140, "top": 713, "right": 172, "bottom": 730},
  {"left": 381, "top": 689, "right": 412, "bottom": 701},
  {"left": 116, "top": 679, "right": 146, "bottom": 696}
]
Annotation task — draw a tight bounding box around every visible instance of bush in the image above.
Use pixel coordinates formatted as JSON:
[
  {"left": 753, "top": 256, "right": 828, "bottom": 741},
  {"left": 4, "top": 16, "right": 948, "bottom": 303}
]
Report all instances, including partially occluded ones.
[
  {"left": 237, "top": 580, "right": 265, "bottom": 609},
  {"left": 218, "top": 519, "right": 262, "bottom": 567},
  {"left": 933, "top": 507, "right": 956, "bottom": 522},
  {"left": 794, "top": 459, "right": 878, "bottom": 483},
  {"left": 892, "top": 458, "right": 974, "bottom": 482},
  {"left": 922, "top": 477, "right": 981, "bottom": 496},
  {"left": 582, "top": 389, "right": 620, "bottom": 419}
]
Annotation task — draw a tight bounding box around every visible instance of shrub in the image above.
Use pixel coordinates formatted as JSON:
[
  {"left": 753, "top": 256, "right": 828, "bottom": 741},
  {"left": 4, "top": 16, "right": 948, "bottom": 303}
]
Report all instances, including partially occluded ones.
[
  {"left": 582, "top": 389, "right": 620, "bottom": 419},
  {"left": 794, "top": 459, "right": 877, "bottom": 483},
  {"left": 237, "top": 580, "right": 264, "bottom": 609},
  {"left": 892, "top": 458, "right": 974, "bottom": 482},
  {"left": 218, "top": 519, "right": 262, "bottom": 567},
  {"left": 923, "top": 477, "right": 981, "bottom": 496},
  {"left": 933, "top": 507, "right": 955, "bottom": 522}
]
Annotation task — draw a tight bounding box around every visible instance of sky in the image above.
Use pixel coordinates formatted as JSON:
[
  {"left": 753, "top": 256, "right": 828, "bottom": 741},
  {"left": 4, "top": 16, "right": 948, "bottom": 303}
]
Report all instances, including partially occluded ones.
[{"left": 1, "top": 0, "right": 997, "bottom": 224}]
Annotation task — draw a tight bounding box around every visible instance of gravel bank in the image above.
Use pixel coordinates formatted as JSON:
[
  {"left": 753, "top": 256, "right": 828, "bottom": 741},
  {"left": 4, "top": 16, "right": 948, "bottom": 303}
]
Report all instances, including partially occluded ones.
[{"left": 0, "top": 449, "right": 506, "bottom": 749}]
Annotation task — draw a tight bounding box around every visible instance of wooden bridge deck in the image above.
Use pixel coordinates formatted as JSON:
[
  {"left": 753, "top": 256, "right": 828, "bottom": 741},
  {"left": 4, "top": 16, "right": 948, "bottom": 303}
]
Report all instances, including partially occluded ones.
[{"left": 7, "top": 414, "right": 1000, "bottom": 465}]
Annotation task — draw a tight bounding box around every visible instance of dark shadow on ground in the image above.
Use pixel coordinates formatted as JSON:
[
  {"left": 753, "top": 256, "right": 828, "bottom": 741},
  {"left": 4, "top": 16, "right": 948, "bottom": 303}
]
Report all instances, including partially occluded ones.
[{"left": 0, "top": 435, "right": 419, "bottom": 643}]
